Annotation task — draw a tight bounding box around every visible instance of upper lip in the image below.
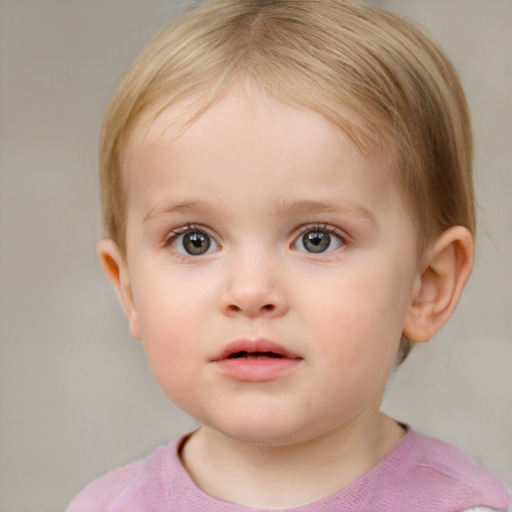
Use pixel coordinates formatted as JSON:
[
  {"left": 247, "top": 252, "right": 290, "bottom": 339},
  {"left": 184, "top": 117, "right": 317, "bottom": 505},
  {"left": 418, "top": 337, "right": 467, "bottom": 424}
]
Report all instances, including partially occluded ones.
[{"left": 212, "top": 338, "right": 302, "bottom": 361}]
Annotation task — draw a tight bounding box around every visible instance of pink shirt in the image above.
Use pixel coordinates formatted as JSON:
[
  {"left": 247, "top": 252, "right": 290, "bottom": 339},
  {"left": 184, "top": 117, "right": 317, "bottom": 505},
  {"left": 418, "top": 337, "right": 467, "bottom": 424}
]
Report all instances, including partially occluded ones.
[{"left": 67, "top": 426, "right": 510, "bottom": 511}]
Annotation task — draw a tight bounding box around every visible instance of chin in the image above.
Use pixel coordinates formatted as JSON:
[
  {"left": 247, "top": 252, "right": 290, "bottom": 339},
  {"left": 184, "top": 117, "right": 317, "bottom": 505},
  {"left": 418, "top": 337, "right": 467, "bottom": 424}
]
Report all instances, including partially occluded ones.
[
  {"left": 207, "top": 412, "right": 320, "bottom": 447},
  {"left": 223, "top": 428, "right": 301, "bottom": 446}
]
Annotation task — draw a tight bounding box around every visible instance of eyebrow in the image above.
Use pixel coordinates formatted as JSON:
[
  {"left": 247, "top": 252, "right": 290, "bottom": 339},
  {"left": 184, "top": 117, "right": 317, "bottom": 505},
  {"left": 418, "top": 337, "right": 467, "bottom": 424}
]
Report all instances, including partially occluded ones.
[
  {"left": 274, "top": 199, "right": 377, "bottom": 224},
  {"left": 144, "top": 198, "right": 376, "bottom": 224},
  {"left": 144, "top": 199, "right": 226, "bottom": 222}
]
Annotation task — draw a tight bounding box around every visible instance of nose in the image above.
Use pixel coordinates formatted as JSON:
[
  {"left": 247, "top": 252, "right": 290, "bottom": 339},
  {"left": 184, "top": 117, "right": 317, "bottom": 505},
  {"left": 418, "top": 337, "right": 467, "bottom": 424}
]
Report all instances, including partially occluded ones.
[{"left": 217, "top": 253, "right": 288, "bottom": 318}]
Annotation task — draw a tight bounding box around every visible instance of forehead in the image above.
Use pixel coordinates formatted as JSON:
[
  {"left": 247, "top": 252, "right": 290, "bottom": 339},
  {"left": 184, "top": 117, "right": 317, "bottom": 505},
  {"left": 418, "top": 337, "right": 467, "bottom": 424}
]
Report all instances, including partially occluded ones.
[
  {"left": 124, "top": 91, "right": 404, "bottom": 226},
  {"left": 124, "top": 89, "right": 397, "bottom": 192}
]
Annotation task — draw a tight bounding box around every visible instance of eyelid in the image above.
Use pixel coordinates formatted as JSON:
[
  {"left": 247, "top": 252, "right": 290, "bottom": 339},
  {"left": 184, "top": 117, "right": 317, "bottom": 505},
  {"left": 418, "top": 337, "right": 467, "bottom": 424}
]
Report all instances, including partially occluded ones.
[
  {"left": 165, "top": 222, "right": 213, "bottom": 240},
  {"left": 295, "top": 223, "right": 348, "bottom": 241},
  {"left": 164, "top": 223, "right": 220, "bottom": 254},
  {"left": 162, "top": 222, "right": 349, "bottom": 254},
  {"left": 292, "top": 223, "right": 349, "bottom": 252}
]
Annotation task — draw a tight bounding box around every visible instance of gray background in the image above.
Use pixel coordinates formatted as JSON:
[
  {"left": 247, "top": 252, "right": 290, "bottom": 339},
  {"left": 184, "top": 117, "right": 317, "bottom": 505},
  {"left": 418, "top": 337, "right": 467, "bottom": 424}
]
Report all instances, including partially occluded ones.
[{"left": 0, "top": 1, "right": 510, "bottom": 511}]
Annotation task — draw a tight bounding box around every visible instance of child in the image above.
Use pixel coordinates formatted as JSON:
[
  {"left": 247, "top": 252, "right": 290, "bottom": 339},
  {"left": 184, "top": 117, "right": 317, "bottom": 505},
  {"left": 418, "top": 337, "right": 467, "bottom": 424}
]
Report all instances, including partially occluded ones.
[{"left": 67, "top": 0, "right": 511, "bottom": 510}]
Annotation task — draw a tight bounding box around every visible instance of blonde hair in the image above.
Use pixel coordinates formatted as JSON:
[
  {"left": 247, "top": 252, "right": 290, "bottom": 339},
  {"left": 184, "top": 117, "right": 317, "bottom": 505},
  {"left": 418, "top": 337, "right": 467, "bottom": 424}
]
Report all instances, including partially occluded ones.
[{"left": 99, "top": 0, "right": 475, "bottom": 360}]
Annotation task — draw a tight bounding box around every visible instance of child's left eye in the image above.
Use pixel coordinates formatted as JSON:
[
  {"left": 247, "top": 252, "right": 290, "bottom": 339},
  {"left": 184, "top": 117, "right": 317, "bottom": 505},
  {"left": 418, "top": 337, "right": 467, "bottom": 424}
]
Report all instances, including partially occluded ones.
[{"left": 293, "top": 227, "right": 344, "bottom": 254}]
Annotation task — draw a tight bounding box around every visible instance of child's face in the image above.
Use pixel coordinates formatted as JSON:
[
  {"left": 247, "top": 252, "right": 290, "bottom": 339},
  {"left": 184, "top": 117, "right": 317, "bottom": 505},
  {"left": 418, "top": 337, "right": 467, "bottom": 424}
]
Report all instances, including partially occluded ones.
[{"left": 116, "top": 90, "right": 421, "bottom": 446}]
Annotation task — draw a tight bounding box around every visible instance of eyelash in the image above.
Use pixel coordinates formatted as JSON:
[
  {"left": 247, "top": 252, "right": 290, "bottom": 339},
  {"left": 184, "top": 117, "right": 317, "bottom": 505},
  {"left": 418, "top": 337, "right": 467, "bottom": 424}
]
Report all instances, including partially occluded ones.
[
  {"left": 164, "top": 223, "right": 217, "bottom": 247},
  {"left": 296, "top": 223, "right": 346, "bottom": 240},
  {"left": 163, "top": 222, "right": 349, "bottom": 256},
  {"left": 293, "top": 223, "right": 348, "bottom": 252}
]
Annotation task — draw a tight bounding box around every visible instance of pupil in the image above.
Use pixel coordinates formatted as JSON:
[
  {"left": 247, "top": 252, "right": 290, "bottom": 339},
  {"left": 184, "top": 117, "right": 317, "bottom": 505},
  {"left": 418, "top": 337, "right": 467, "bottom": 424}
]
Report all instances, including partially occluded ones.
[
  {"left": 303, "top": 231, "right": 330, "bottom": 253},
  {"left": 184, "top": 232, "right": 210, "bottom": 255}
]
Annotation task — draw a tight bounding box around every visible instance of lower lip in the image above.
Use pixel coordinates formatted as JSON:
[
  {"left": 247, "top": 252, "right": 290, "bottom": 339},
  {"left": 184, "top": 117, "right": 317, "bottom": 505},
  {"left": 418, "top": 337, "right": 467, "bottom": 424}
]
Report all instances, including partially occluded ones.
[{"left": 213, "top": 357, "right": 302, "bottom": 381}]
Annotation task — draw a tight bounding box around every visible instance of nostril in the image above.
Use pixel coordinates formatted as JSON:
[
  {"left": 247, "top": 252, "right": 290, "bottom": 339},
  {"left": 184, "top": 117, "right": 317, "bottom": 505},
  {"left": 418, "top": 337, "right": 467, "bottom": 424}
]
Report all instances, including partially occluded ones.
[{"left": 226, "top": 303, "right": 275, "bottom": 314}]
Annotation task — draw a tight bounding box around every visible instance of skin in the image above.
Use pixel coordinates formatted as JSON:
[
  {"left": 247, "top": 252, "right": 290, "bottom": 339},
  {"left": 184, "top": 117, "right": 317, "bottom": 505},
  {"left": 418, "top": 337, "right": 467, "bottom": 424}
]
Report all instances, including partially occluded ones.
[{"left": 99, "top": 89, "right": 473, "bottom": 508}]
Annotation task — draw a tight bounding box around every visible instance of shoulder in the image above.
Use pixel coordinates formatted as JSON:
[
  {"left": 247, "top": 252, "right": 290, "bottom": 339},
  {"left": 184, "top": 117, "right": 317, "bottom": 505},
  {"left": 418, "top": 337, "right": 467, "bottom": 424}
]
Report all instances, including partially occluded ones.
[
  {"left": 66, "top": 457, "right": 149, "bottom": 512},
  {"left": 65, "top": 439, "right": 180, "bottom": 512},
  {"left": 367, "top": 427, "right": 511, "bottom": 511},
  {"left": 412, "top": 430, "right": 506, "bottom": 492}
]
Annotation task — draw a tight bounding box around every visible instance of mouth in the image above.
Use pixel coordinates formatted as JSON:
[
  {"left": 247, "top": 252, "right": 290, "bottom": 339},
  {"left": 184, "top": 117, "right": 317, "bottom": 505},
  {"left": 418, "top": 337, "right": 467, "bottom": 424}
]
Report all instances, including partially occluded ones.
[
  {"left": 212, "top": 339, "right": 303, "bottom": 381},
  {"left": 213, "top": 339, "right": 302, "bottom": 362},
  {"left": 226, "top": 351, "right": 287, "bottom": 360}
]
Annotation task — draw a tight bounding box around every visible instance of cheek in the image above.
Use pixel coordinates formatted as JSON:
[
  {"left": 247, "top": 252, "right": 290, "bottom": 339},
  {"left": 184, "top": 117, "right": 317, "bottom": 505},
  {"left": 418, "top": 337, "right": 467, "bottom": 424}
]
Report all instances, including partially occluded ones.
[
  {"left": 139, "top": 304, "right": 204, "bottom": 413},
  {"left": 132, "top": 259, "right": 209, "bottom": 328},
  {"left": 129, "top": 271, "right": 198, "bottom": 370},
  {"left": 131, "top": 263, "right": 226, "bottom": 379},
  {"left": 304, "top": 260, "right": 410, "bottom": 361}
]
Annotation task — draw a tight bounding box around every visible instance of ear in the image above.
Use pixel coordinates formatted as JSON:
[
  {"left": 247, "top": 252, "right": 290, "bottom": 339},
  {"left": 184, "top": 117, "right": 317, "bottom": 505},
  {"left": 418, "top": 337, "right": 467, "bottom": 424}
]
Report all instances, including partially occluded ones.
[
  {"left": 403, "top": 226, "right": 474, "bottom": 343},
  {"left": 97, "top": 239, "right": 141, "bottom": 339}
]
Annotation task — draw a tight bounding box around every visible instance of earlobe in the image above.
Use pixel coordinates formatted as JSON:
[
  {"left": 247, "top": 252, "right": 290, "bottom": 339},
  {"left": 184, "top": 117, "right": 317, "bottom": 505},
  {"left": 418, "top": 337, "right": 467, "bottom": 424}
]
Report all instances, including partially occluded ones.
[
  {"left": 403, "top": 226, "right": 474, "bottom": 343},
  {"left": 97, "top": 239, "right": 141, "bottom": 339}
]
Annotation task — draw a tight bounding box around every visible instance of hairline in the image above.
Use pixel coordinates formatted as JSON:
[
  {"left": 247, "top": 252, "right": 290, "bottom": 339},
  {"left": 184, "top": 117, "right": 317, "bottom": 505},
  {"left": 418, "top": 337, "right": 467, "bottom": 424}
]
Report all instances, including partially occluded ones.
[{"left": 116, "top": 81, "right": 418, "bottom": 254}]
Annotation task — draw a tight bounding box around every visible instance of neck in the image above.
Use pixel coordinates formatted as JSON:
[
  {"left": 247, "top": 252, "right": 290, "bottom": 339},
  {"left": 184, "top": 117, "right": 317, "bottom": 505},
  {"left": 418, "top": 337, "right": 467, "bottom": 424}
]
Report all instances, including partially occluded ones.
[{"left": 181, "top": 413, "right": 405, "bottom": 509}]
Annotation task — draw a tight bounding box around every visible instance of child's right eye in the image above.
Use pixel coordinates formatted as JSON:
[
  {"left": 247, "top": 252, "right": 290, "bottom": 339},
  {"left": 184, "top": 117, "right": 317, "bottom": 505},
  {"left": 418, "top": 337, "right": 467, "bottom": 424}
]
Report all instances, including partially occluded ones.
[{"left": 168, "top": 227, "right": 219, "bottom": 256}]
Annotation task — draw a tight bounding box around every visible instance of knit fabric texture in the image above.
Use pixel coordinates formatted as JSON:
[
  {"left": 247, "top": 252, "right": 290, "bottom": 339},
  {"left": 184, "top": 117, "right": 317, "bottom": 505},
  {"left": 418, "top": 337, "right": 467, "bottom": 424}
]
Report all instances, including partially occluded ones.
[{"left": 67, "top": 426, "right": 510, "bottom": 512}]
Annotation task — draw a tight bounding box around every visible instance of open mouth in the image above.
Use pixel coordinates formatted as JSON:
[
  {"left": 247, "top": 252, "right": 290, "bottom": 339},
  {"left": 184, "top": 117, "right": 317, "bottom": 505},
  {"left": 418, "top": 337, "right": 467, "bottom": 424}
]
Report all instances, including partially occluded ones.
[
  {"left": 227, "top": 351, "right": 285, "bottom": 359},
  {"left": 213, "top": 340, "right": 302, "bottom": 381},
  {"left": 213, "top": 339, "right": 302, "bottom": 363}
]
